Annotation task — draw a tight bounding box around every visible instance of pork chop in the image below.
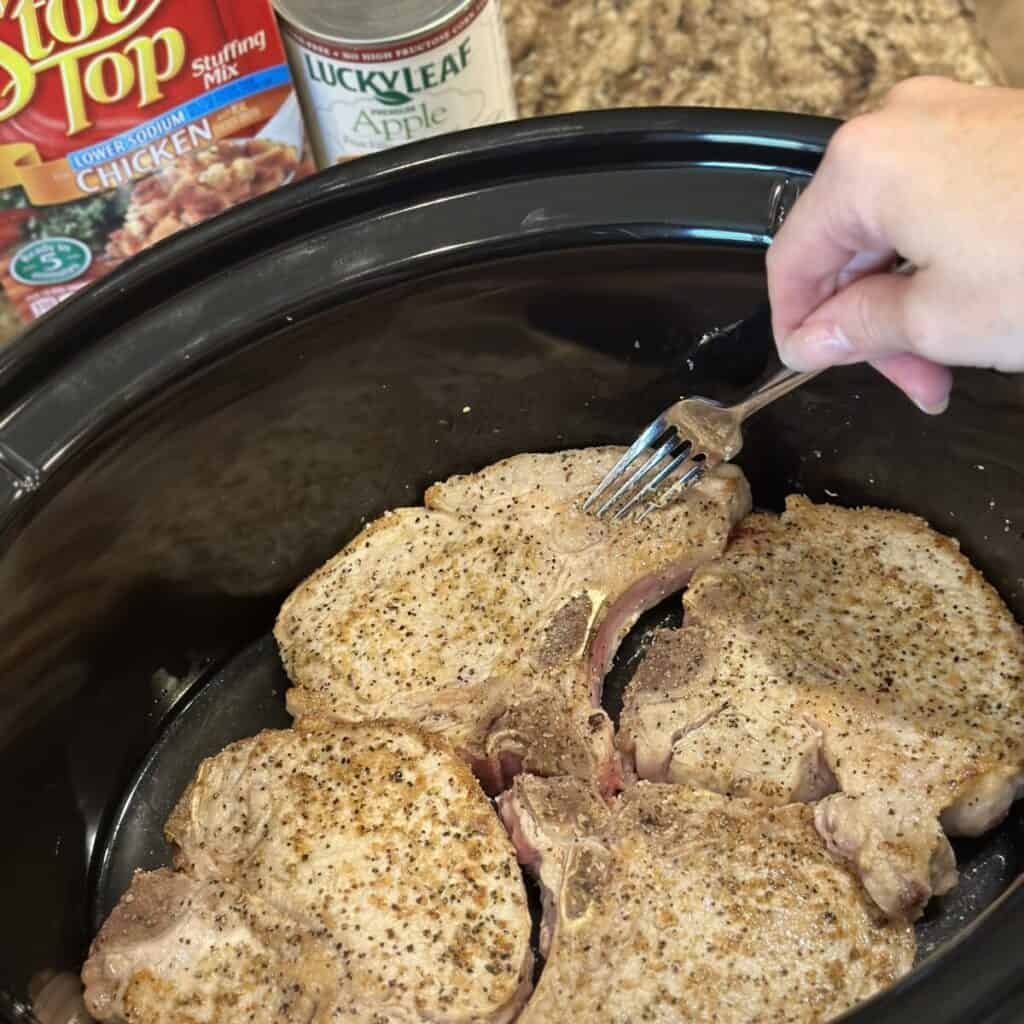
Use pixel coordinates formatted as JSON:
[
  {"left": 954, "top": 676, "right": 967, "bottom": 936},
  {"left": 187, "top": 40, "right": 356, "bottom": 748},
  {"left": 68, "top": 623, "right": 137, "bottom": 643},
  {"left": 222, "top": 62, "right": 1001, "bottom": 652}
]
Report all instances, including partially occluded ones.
[
  {"left": 497, "top": 775, "right": 611, "bottom": 957},
  {"left": 502, "top": 777, "right": 915, "bottom": 1023},
  {"left": 82, "top": 869, "right": 348, "bottom": 1024},
  {"left": 277, "top": 449, "right": 750, "bottom": 794},
  {"left": 83, "top": 719, "right": 533, "bottom": 1024},
  {"left": 620, "top": 496, "right": 1024, "bottom": 919}
]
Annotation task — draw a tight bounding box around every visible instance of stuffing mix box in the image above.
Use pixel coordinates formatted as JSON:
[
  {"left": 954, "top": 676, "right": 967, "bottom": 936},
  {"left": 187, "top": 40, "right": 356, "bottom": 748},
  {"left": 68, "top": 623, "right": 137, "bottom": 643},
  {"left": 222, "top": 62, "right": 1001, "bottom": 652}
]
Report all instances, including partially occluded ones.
[{"left": 0, "top": 0, "right": 315, "bottom": 324}]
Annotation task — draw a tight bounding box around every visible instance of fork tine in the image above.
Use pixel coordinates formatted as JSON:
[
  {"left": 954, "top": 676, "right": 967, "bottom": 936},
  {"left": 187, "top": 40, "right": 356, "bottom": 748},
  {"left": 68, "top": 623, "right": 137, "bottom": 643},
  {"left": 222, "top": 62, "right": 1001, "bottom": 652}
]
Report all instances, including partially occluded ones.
[
  {"left": 582, "top": 417, "right": 669, "bottom": 513},
  {"left": 595, "top": 434, "right": 678, "bottom": 517},
  {"left": 612, "top": 443, "right": 695, "bottom": 521},
  {"left": 635, "top": 458, "right": 707, "bottom": 522}
]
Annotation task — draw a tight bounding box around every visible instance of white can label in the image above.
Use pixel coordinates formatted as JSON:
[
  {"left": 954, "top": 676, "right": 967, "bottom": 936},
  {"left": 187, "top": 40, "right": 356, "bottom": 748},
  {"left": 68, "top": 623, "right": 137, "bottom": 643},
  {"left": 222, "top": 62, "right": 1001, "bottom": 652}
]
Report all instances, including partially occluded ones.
[{"left": 280, "top": 0, "right": 517, "bottom": 166}]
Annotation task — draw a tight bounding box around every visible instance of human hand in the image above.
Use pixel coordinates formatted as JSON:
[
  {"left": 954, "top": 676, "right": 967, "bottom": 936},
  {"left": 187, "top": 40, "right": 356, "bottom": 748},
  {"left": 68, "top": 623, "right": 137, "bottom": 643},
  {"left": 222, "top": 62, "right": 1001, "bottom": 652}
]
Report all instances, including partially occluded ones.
[{"left": 766, "top": 77, "right": 1024, "bottom": 413}]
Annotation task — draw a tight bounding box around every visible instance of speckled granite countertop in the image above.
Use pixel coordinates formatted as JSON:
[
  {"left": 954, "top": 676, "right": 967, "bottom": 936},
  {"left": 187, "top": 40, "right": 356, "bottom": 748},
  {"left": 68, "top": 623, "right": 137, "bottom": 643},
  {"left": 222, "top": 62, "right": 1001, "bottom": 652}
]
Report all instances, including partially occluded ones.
[
  {"left": 0, "top": 0, "right": 1003, "bottom": 345},
  {"left": 504, "top": 0, "right": 1003, "bottom": 119}
]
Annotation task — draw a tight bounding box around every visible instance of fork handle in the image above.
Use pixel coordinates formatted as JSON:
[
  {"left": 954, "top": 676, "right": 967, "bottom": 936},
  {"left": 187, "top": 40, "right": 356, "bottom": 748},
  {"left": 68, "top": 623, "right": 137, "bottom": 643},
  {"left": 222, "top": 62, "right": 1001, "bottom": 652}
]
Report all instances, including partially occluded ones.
[{"left": 735, "top": 367, "right": 822, "bottom": 420}]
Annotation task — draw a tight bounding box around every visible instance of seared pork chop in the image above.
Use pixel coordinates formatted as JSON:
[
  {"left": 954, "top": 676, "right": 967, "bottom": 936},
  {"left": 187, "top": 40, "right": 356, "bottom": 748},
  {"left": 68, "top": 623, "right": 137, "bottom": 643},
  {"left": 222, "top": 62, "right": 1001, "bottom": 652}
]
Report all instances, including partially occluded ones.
[
  {"left": 502, "top": 777, "right": 915, "bottom": 1023},
  {"left": 498, "top": 775, "right": 611, "bottom": 957},
  {"left": 620, "top": 496, "right": 1024, "bottom": 918},
  {"left": 83, "top": 870, "right": 346, "bottom": 1024},
  {"left": 83, "top": 720, "right": 533, "bottom": 1024},
  {"left": 277, "top": 449, "right": 750, "bottom": 793}
]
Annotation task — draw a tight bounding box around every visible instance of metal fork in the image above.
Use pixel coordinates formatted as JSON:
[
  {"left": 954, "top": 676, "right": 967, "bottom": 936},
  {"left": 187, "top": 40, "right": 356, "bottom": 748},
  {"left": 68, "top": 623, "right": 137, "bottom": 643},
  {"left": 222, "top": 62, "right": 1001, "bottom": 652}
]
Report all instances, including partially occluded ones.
[
  {"left": 584, "top": 282, "right": 916, "bottom": 521},
  {"left": 582, "top": 159, "right": 916, "bottom": 522},
  {"left": 583, "top": 342, "right": 819, "bottom": 521},
  {"left": 583, "top": 175, "right": 817, "bottom": 522}
]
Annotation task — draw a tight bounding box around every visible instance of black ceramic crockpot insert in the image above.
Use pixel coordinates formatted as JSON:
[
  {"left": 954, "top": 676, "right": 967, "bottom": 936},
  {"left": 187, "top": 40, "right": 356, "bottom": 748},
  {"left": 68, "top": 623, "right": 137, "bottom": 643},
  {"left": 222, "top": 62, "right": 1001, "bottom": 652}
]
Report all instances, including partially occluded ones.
[{"left": 1, "top": 109, "right": 1023, "bottom": 1024}]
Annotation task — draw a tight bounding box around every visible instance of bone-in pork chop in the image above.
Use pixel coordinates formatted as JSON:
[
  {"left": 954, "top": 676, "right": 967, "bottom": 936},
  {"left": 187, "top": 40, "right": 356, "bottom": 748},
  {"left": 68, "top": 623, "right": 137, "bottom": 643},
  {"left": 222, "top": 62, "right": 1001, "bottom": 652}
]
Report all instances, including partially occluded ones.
[
  {"left": 620, "top": 496, "right": 1024, "bottom": 919},
  {"left": 82, "top": 720, "right": 533, "bottom": 1024},
  {"left": 82, "top": 870, "right": 349, "bottom": 1024},
  {"left": 501, "top": 777, "right": 915, "bottom": 1023},
  {"left": 498, "top": 775, "right": 611, "bottom": 957},
  {"left": 277, "top": 449, "right": 750, "bottom": 793}
]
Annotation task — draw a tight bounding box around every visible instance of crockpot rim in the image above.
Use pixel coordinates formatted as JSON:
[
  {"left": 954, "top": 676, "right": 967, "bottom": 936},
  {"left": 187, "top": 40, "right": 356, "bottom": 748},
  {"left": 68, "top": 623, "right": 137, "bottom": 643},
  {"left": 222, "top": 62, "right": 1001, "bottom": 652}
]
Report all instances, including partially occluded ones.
[{"left": 2, "top": 106, "right": 1023, "bottom": 1024}]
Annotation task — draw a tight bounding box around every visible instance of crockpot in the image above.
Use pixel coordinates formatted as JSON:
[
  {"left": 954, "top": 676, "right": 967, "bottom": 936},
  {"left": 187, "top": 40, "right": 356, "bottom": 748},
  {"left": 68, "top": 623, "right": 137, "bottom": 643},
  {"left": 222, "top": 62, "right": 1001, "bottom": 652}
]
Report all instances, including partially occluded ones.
[{"left": 1, "top": 109, "right": 1022, "bottom": 1024}]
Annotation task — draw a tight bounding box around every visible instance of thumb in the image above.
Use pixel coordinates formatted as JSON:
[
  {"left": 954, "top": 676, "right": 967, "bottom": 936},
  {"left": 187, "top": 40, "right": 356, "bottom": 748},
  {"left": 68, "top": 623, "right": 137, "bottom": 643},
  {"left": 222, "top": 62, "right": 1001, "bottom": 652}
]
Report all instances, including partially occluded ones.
[
  {"left": 777, "top": 270, "right": 953, "bottom": 414},
  {"left": 777, "top": 270, "right": 918, "bottom": 372}
]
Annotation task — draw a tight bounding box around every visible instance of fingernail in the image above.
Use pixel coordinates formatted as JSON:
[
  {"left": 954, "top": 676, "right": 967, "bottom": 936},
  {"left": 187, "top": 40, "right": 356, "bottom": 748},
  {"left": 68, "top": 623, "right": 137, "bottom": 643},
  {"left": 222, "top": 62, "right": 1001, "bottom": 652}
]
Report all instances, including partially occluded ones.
[
  {"left": 778, "top": 323, "right": 854, "bottom": 372},
  {"left": 913, "top": 394, "right": 949, "bottom": 416}
]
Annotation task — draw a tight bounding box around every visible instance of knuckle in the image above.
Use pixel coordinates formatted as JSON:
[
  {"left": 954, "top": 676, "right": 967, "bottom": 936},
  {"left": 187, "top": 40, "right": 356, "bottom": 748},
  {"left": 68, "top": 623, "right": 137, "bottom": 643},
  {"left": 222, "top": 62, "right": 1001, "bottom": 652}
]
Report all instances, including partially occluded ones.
[
  {"left": 827, "top": 115, "right": 868, "bottom": 156},
  {"left": 823, "top": 114, "right": 903, "bottom": 235},
  {"left": 826, "top": 114, "right": 878, "bottom": 166},
  {"left": 884, "top": 75, "right": 952, "bottom": 106}
]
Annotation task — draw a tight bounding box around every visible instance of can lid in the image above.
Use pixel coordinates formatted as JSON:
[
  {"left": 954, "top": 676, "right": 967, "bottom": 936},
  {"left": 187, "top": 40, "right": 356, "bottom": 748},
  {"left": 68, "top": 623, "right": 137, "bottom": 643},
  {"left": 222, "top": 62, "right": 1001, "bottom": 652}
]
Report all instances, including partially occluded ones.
[{"left": 272, "top": 0, "right": 467, "bottom": 46}]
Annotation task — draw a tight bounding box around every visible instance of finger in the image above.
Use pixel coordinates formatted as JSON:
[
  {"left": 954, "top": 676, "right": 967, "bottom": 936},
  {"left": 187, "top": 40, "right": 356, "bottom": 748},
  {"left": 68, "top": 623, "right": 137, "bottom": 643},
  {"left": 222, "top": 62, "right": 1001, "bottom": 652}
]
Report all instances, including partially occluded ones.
[
  {"left": 776, "top": 270, "right": 918, "bottom": 371},
  {"left": 766, "top": 118, "right": 896, "bottom": 339},
  {"left": 869, "top": 353, "right": 952, "bottom": 414}
]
